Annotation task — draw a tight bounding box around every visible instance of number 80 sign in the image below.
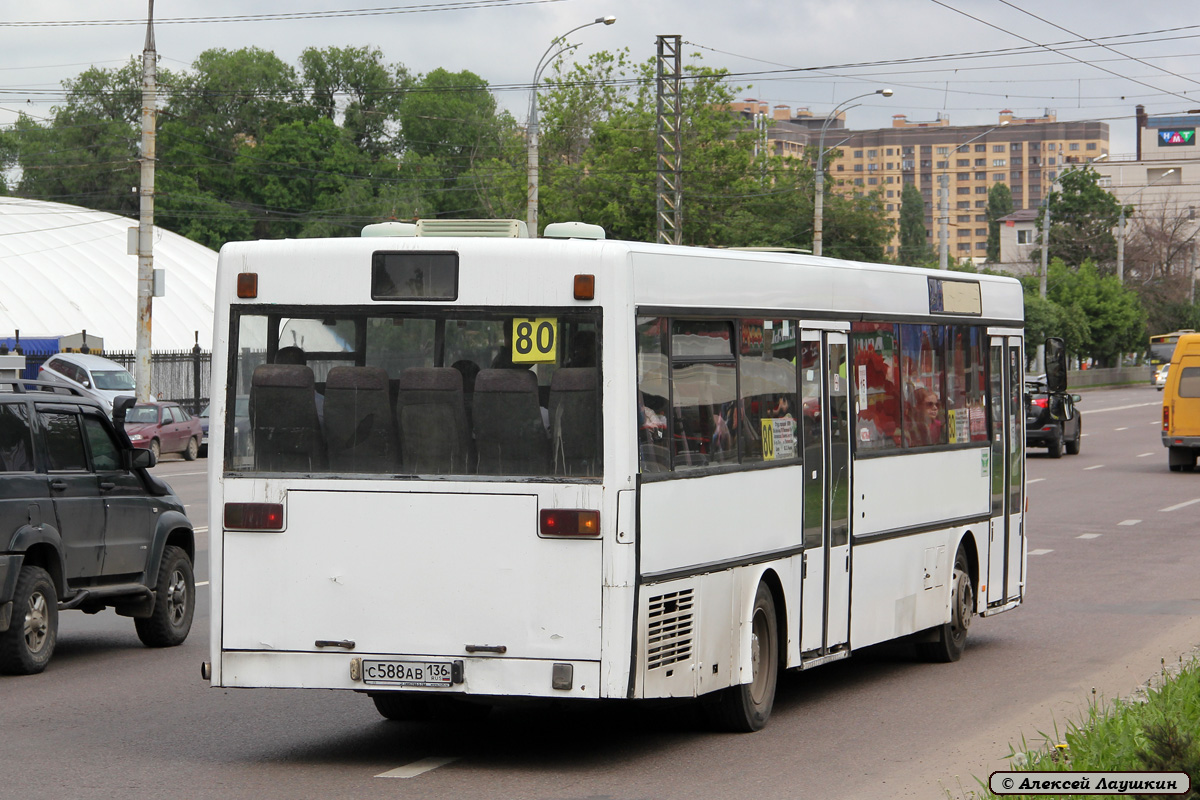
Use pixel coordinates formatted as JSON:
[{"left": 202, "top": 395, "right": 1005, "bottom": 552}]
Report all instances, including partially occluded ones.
[{"left": 511, "top": 318, "right": 558, "bottom": 364}]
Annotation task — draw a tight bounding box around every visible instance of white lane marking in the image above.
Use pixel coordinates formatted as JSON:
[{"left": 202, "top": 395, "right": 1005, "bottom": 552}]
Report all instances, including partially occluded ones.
[
  {"left": 1151, "top": 421, "right": 1162, "bottom": 425},
  {"left": 1115, "top": 427, "right": 1129, "bottom": 431},
  {"left": 1027, "top": 477, "right": 1046, "bottom": 484},
  {"left": 163, "top": 471, "right": 208, "bottom": 477},
  {"left": 376, "top": 758, "right": 459, "bottom": 779},
  {"left": 1077, "top": 534, "right": 1102, "bottom": 540},
  {"left": 196, "top": 581, "right": 209, "bottom": 587},
  {"left": 1028, "top": 549, "right": 1054, "bottom": 556},
  {"left": 1084, "top": 464, "right": 1105, "bottom": 470},
  {"left": 1161, "top": 498, "right": 1200, "bottom": 513},
  {"left": 1085, "top": 401, "right": 1159, "bottom": 414},
  {"left": 1137, "top": 452, "right": 1154, "bottom": 458},
  {"left": 193, "top": 526, "right": 208, "bottom": 533},
  {"left": 1118, "top": 519, "right": 1141, "bottom": 526}
]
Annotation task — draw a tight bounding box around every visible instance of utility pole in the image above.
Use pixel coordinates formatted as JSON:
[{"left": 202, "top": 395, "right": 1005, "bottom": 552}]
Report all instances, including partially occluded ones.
[
  {"left": 655, "top": 35, "right": 682, "bottom": 246},
  {"left": 937, "top": 173, "right": 950, "bottom": 270},
  {"left": 135, "top": 0, "right": 157, "bottom": 402}
]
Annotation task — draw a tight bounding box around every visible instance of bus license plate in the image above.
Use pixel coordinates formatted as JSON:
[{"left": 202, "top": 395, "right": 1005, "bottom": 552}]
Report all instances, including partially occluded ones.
[{"left": 362, "top": 660, "right": 454, "bottom": 687}]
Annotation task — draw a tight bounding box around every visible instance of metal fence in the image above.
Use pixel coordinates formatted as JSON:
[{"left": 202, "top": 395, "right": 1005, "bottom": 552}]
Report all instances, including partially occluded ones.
[{"left": 10, "top": 345, "right": 211, "bottom": 414}]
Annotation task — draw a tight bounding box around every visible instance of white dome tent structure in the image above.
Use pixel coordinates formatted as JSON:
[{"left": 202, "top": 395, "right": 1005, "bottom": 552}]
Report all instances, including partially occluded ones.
[{"left": 0, "top": 196, "right": 218, "bottom": 353}]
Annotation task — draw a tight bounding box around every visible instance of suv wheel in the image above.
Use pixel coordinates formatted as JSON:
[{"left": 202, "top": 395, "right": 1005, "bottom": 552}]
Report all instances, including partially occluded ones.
[
  {"left": 1048, "top": 432, "right": 1063, "bottom": 459},
  {"left": 0, "top": 565, "right": 58, "bottom": 675},
  {"left": 135, "top": 545, "right": 195, "bottom": 647}
]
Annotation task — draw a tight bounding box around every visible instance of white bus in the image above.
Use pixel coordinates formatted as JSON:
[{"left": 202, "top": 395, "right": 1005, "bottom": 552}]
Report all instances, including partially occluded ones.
[{"left": 205, "top": 220, "right": 1031, "bottom": 731}]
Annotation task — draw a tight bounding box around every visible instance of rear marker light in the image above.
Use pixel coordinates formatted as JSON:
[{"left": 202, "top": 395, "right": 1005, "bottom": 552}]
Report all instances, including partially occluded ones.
[
  {"left": 540, "top": 509, "right": 600, "bottom": 537},
  {"left": 573, "top": 274, "right": 595, "bottom": 301},
  {"left": 236, "top": 272, "right": 259, "bottom": 299},
  {"left": 225, "top": 502, "right": 284, "bottom": 531}
]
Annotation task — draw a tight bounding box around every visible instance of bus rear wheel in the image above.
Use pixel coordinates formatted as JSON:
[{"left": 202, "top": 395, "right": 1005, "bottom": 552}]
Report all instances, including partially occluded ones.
[
  {"left": 704, "top": 582, "right": 779, "bottom": 732},
  {"left": 917, "top": 548, "right": 972, "bottom": 663}
]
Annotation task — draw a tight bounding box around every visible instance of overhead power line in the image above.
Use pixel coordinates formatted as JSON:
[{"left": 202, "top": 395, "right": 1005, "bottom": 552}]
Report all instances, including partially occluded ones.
[{"left": 0, "top": 0, "right": 566, "bottom": 27}]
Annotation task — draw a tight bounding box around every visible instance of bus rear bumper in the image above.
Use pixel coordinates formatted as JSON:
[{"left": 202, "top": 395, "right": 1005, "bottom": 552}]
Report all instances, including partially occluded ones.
[
  {"left": 1162, "top": 434, "right": 1200, "bottom": 448},
  {"left": 213, "top": 650, "right": 602, "bottom": 700}
]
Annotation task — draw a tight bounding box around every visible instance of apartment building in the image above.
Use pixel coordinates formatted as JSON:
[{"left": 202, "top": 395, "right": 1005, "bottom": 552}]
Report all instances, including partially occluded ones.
[{"left": 735, "top": 103, "right": 1109, "bottom": 263}]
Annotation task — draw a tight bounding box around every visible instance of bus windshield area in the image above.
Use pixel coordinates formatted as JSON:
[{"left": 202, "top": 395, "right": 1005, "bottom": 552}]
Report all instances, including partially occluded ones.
[{"left": 227, "top": 308, "right": 601, "bottom": 479}]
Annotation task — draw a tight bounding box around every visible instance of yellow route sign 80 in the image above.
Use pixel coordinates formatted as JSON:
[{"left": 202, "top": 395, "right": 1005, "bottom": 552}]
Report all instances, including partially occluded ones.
[{"left": 511, "top": 317, "right": 558, "bottom": 364}]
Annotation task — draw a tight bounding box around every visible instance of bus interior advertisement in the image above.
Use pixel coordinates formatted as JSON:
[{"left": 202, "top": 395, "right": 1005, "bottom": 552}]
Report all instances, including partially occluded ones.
[{"left": 227, "top": 308, "right": 601, "bottom": 478}]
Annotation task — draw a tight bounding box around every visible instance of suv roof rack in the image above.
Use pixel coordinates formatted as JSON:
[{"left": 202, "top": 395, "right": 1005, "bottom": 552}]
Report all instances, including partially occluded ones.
[{"left": 0, "top": 377, "right": 90, "bottom": 398}]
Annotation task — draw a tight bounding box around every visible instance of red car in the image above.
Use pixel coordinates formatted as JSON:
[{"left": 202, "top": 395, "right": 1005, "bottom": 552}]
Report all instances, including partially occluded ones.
[{"left": 123, "top": 401, "right": 204, "bottom": 461}]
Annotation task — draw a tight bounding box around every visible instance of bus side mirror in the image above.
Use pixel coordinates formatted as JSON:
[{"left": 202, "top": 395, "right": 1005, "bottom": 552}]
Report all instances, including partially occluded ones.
[{"left": 1044, "top": 337, "right": 1067, "bottom": 394}]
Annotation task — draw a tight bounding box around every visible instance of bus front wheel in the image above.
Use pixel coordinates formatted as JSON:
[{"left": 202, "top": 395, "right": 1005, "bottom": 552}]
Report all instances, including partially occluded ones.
[
  {"left": 704, "top": 582, "right": 779, "bottom": 732},
  {"left": 917, "top": 548, "right": 972, "bottom": 663}
]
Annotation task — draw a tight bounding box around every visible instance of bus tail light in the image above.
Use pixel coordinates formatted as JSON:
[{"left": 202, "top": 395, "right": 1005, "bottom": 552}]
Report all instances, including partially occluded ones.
[
  {"left": 1163, "top": 406, "right": 1170, "bottom": 431},
  {"left": 540, "top": 509, "right": 600, "bottom": 537},
  {"left": 225, "top": 502, "right": 284, "bottom": 531}
]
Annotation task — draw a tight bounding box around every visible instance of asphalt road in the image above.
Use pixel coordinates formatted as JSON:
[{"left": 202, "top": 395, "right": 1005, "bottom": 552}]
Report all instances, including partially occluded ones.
[{"left": 3, "top": 384, "right": 1198, "bottom": 800}]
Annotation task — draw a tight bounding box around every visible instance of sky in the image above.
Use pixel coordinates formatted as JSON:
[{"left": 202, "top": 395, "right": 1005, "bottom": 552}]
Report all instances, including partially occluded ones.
[{"left": 3, "top": 0, "right": 1200, "bottom": 157}]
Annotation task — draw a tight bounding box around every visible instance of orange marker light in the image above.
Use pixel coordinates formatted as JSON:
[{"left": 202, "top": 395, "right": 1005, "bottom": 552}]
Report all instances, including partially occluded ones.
[
  {"left": 573, "top": 274, "right": 595, "bottom": 301},
  {"left": 237, "top": 272, "right": 259, "bottom": 299}
]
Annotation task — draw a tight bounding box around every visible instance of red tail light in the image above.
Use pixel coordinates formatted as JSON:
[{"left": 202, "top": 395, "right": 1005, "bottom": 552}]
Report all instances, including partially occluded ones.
[
  {"left": 1163, "top": 406, "right": 1170, "bottom": 431},
  {"left": 225, "top": 502, "right": 284, "bottom": 531},
  {"left": 540, "top": 509, "right": 600, "bottom": 537},
  {"left": 1032, "top": 397, "right": 1048, "bottom": 409}
]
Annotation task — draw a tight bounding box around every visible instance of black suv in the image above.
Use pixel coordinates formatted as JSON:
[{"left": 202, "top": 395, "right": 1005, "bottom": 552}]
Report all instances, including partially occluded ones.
[
  {"left": 1025, "top": 374, "right": 1082, "bottom": 458},
  {"left": 0, "top": 379, "right": 195, "bottom": 675}
]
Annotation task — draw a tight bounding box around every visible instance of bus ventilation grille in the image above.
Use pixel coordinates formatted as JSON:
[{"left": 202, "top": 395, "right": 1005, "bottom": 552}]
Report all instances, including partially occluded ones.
[{"left": 647, "top": 589, "right": 695, "bottom": 670}]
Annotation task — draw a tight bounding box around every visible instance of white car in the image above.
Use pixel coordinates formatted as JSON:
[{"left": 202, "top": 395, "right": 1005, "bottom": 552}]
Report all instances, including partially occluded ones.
[
  {"left": 37, "top": 352, "right": 137, "bottom": 414},
  {"left": 1154, "top": 364, "right": 1170, "bottom": 390}
]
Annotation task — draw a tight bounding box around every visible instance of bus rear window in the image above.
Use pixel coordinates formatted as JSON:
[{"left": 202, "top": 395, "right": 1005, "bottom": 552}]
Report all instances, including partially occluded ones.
[
  {"left": 371, "top": 252, "right": 458, "bottom": 300},
  {"left": 227, "top": 308, "right": 600, "bottom": 480}
]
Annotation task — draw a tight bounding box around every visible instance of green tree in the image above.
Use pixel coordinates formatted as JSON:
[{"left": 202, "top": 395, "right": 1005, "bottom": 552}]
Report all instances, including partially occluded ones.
[
  {"left": 1032, "top": 258, "right": 1146, "bottom": 366},
  {"left": 5, "top": 61, "right": 147, "bottom": 216},
  {"left": 898, "top": 182, "right": 933, "bottom": 264},
  {"left": 397, "top": 68, "right": 519, "bottom": 219},
  {"left": 1041, "top": 166, "right": 1126, "bottom": 268},
  {"left": 986, "top": 182, "right": 1013, "bottom": 262},
  {"left": 299, "top": 45, "right": 410, "bottom": 156}
]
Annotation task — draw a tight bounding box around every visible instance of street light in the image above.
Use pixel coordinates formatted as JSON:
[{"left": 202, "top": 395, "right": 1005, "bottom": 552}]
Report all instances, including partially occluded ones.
[
  {"left": 526, "top": 15, "right": 616, "bottom": 236},
  {"left": 1117, "top": 168, "right": 1176, "bottom": 283},
  {"left": 812, "top": 88, "right": 893, "bottom": 257},
  {"left": 937, "top": 122, "right": 1008, "bottom": 270}
]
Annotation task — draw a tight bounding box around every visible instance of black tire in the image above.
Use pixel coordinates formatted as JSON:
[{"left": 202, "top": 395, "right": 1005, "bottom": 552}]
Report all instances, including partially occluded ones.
[
  {"left": 1065, "top": 422, "right": 1081, "bottom": 456},
  {"left": 1047, "top": 433, "right": 1063, "bottom": 459},
  {"left": 149, "top": 439, "right": 161, "bottom": 463},
  {"left": 917, "top": 549, "right": 973, "bottom": 663},
  {"left": 704, "top": 582, "right": 779, "bottom": 732},
  {"left": 1169, "top": 446, "right": 1196, "bottom": 473},
  {"left": 135, "top": 545, "right": 195, "bottom": 647},
  {"left": 183, "top": 437, "right": 199, "bottom": 461},
  {"left": 0, "top": 565, "right": 58, "bottom": 675},
  {"left": 372, "top": 693, "right": 432, "bottom": 722}
]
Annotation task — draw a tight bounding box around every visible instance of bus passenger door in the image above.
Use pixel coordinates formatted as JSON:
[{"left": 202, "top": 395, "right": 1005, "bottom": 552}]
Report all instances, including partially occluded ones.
[
  {"left": 986, "top": 336, "right": 1024, "bottom": 607},
  {"left": 799, "top": 331, "right": 851, "bottom": 655}
]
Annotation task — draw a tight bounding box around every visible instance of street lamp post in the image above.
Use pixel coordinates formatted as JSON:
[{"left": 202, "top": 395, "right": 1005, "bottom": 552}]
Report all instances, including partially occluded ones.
[
  {"left": 813, "top": 88, "right": 892, "bottom": 257},
  {"left": 1117, "top": 168, "right": 1176, "bottom": 283},
  {"left": 526, "top": 15, "right": 615, "bottom": 237},
  {"left": 937, "top": 123, "right": 1007, "bottom": 270}
]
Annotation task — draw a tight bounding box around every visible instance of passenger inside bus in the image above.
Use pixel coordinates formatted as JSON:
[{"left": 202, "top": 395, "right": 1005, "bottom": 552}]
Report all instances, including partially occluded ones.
[{"left": 906, "top": 386, "right": 944, "bottom": 447}]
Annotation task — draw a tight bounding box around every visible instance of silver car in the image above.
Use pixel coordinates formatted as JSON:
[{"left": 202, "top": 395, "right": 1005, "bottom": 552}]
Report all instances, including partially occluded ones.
[{"left": 37, "top": 352, "right": 136, "bottom": 415}]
